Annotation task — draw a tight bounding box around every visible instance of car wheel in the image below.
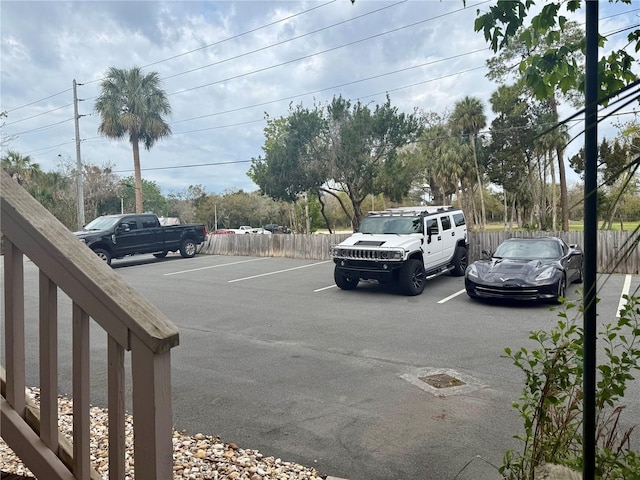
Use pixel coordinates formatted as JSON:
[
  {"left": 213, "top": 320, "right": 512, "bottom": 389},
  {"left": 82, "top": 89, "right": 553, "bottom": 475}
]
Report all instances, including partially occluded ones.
[
  {"left": 153, "top": 251, "right": 168, "bottom": 258},
  {"left": 399, "top": 259, "right": 426, "bottom": 296},
  {"left": 334, "top": 267, "right": 359, "bottom": 290},
  {"left": 451, "top": 246, "right": 468, "bottom": 276},
  {"left": 180, "top": 239, "right": 197, "bottom": 258},
  {"left": 93, "top": 248, "right": 112, "bottom": 266},
  {"left": 574, "top": 262, "right": 584, "bottom": 284}
]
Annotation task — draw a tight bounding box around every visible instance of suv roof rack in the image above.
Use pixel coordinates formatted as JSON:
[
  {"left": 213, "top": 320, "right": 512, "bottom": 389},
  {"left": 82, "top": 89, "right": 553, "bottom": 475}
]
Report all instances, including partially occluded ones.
[{"left": 367, "top": 205, "right": 459, "bottom": 217}]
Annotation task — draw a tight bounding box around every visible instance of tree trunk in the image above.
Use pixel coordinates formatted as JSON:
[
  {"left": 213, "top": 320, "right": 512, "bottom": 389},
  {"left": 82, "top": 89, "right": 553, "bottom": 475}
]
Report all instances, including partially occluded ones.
[
  {"left": 503, "top": 189, "right": 508, "bottom": 231},
  {"left": 316, "top": 189, "right": 332, "bottom": 234},
  {"left": 132, "top": 138, "right": 143, "bottom": 214},
  {"left": 351, "top": 198, "right": 364, "bottom": 232},
  {"left": 551, "top": 98, "right": 569, "bottom": 231},
  {"left": 470, "top": 134, "right": 486, "bottom": 230},
  {"left": 550, "top": 150, "right": 557, "bottom": 230}
]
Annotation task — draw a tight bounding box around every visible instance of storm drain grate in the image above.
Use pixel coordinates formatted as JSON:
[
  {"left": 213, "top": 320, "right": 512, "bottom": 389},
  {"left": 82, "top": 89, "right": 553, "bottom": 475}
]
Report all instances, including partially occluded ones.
[
  {"left": 401, "top": 368, "right": 484, "bottom": 397},
  {"left": 419, "top": 373, "right": 465, "bottom": 389}
]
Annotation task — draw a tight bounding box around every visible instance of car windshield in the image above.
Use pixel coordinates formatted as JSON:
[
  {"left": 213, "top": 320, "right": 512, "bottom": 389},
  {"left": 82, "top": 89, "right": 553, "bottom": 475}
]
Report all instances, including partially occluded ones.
[
  {"left": 83, "top": 216, "right": 120, "bottom": 231},
  {"left": 493, "top": 240, "right": 562, "bottom": 260},
  {"left": 358, "top": 215, "right": 423, "bottom": 234}
]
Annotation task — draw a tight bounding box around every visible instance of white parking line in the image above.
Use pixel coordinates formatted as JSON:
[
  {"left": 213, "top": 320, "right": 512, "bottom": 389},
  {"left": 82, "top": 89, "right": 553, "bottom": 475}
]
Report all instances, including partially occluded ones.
[
  {"left": 163, "top": 257, "right": 270, "bottom": 276},
  {"left": 437, "top": 289, "right": 466, "bottom": 304},
  {"left": 228, "top": 261, "right": 331, "bottom": 283},
  {"left": 616, "top": 274, "right": 632, "bottom": 317},
  {"left": 314, "top": 284, "right": 337, "bottom": 292}
]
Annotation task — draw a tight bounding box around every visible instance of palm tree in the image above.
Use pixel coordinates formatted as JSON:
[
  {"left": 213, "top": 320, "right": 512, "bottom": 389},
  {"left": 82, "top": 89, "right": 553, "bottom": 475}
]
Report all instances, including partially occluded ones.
[
  {"left": 450, "top": 96, "right": 487, "bottom": 230},
  {"left": 94, "top": 67, "right": 172, "bottom": 213},
  {"left": 1, "top": 150, "right": 42, "bottom": 186}
]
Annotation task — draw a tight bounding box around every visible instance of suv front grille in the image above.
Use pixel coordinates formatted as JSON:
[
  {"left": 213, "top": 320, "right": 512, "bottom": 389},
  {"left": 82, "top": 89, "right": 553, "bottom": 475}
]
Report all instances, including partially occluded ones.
[{"left": 330, "top": 246, "right": 404, "bottom": 261}]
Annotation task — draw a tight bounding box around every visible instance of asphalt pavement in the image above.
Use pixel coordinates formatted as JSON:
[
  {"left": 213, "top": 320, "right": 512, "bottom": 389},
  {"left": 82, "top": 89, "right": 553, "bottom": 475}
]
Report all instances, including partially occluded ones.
[{"left": 9, "top": 253, "right": 640, "bottom": 480}]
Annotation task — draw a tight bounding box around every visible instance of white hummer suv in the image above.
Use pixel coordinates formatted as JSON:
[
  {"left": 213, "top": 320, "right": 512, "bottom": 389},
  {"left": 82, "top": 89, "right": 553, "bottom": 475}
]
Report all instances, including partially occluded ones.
[{"left": 330, "top": 206, "right": 468, "bottom": 296}]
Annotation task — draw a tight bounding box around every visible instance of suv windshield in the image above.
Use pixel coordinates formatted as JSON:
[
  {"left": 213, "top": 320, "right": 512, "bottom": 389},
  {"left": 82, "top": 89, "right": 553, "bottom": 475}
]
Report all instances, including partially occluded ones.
[
  {"left": 359, "top": 216, "right": 423, "bottom": 234},
  {"left": 83, "top": 216, "right": 120, "bottom": 231}
]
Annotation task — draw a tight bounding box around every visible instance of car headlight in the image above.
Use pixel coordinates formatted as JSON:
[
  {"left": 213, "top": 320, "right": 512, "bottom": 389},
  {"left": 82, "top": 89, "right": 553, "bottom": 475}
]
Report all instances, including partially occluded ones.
[
  {"left": 535, "top": 267, "right": 556, "bottom": 281},
  {"left": 466, "top": 264, "right": 478, "bottom": 278}
]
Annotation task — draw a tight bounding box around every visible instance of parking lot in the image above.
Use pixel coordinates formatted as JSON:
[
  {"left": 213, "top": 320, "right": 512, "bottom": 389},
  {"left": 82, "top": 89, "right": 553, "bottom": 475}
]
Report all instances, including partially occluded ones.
[{"left": 13, "top": 253, "right": 640, "bottom": 480}]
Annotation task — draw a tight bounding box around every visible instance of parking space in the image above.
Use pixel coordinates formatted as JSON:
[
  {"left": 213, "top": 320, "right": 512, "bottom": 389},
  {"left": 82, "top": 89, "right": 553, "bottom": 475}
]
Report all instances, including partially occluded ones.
[
  {"left": 12, "top": 253, "right": 639, "bottom": 480},
  {"left": 106, "top": 254, "right": 640, "bottom": 477}
]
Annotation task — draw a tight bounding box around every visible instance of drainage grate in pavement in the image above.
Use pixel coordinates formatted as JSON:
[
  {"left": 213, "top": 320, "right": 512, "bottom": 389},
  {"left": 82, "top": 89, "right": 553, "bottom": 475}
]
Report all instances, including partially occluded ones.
[
  {"left": 420, "top": 373, "right": 465, "bottom": 389},
  {"left": 401, "top": 368, "right": 484, "bottom": 397}
]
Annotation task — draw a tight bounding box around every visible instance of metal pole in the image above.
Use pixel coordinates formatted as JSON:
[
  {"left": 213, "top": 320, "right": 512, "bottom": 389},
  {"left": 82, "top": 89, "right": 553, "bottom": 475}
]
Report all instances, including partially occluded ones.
[
  {"left": 73, "top": 79, "right": 85, "bottom": 228},
  {"left": 583, "top": 2, "right": 598, "bottom": 479}
]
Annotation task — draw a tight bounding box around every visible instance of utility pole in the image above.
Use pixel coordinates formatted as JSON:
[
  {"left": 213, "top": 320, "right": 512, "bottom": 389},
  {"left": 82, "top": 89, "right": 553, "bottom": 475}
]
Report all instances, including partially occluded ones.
[
  {"left": 583, "top": 3, "right": 598, "bottom": 479},
  {"left": 73, "top": 79, "right": 85, "bottom": 229}
]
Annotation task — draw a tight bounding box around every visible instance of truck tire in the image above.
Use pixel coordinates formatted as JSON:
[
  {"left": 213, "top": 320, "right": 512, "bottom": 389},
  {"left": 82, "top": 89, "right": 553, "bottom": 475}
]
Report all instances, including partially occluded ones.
[
  {"left": 399, "top": 259, "right": 426, "bottom": 296},
  {"left": 153, "top": 251, "right": 168, "bottom": 258},
  {"left": 450, "top": 246, "right": 468, "bottom": 276},
  {"left": 180, "top": 239, "right": 197, "bottom": 258},
  {"left": 93, "top": 248, "right": 112, "bottom": 266},
  {"left": 334, "top": 267, "right": 359, "bottom": 290}
]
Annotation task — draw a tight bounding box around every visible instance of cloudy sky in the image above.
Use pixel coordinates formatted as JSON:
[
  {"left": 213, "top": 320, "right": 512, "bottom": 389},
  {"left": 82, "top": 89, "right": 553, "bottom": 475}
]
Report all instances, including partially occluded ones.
[{"left": 1, "top": 1, "right": 638, "bottom": 196}]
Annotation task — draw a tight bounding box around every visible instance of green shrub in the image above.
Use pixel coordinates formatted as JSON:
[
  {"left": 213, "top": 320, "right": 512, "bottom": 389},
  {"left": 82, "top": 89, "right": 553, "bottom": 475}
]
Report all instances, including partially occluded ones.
[{"left": 500, "top": 295, "right": 640, "bottom": 480}]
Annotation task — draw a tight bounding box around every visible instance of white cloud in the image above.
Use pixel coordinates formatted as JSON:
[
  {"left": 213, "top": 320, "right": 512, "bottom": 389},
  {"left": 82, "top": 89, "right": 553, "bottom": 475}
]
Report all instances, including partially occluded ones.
[{"left": 1, "top": 0, "right": 638, "bottom": 195}]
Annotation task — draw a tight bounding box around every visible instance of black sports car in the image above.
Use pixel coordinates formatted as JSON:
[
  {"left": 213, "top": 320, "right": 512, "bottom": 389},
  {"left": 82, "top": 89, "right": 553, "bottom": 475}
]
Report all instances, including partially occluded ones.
[{"left": 465, "top": 237, "right": 583, "bottom": 302}]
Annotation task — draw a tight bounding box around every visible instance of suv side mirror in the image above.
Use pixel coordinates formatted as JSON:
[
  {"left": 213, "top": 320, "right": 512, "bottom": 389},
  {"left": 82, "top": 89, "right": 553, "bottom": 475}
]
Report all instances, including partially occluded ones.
[
  {"left": 427, "top": 225, "right": 438, "bottom": 236},
  {"left": 118, "top": 223, "right": 130, "bottom": 233}
]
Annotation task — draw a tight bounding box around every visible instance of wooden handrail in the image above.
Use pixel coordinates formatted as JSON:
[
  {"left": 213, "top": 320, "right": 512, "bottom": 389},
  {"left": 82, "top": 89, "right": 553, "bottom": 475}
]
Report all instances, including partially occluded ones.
[
  {"left": 1, "top": 170, "right": 179, "bottom": 353},
  {"left": 1, "top": 169, "right": 179, "bottom": 479}
]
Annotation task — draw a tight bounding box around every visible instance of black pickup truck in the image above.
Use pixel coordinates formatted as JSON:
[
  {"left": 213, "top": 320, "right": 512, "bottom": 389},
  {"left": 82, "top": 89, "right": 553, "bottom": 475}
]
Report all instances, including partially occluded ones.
[{"left": 74, "top": 213, "right": 207, "bottom": 265}]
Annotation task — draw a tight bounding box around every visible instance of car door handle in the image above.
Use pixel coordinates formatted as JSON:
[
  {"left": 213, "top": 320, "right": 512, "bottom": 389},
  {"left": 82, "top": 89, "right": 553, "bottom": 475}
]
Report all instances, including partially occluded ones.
[{"left": 451, "top": 232, "right": 455, "bottom": 236}]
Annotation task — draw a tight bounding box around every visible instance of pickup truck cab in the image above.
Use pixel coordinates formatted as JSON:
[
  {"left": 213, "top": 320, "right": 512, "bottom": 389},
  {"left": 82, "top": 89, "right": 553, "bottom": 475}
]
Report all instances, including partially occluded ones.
[{"left": 74, "top": 213, "right": 207, "bottom": 265}]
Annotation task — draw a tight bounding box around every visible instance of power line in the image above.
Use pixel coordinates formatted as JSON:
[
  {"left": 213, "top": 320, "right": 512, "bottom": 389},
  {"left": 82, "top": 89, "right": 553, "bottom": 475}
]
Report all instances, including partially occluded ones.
[
  {"left": 166, "top": 4, "right": 489, "bottom": 99},
  {"left": 3, "top": 0, "right": 342, "bottom": 109},
  {"left": 6, "top": 3, "right": 637, "bottom": 118},
  {"left": 4, "top": 103, "right": 74, "bottom": 126},
  {"left": 161, "top": 0, "right": 409, "bottom": 82},
  {"left": 5, "top": 0, "right": 477, "bottom": 118}
]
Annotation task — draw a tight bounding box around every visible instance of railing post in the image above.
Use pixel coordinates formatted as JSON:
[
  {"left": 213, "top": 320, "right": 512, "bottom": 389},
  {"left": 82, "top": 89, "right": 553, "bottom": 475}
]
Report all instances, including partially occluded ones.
[
  {"left": 72, "top": 303, "right": 90, "bottom": 480},
  {"left": 4, "top": 240, "right": 26, "bottom": 417},
  {"left": 131, "top": 335, "right": 173, "bottom": 480},
  {"left": 108, "top": 335, "right": 126, "bottom": 479},
  {"left": 39, "top": 271, "right": 59, "bottom": 451}
]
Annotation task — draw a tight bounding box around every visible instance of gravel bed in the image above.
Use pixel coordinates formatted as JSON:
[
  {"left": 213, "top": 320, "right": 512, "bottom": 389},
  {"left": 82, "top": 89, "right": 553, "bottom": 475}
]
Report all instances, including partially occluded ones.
[{"left": 0, "top": 388, "right": 326, "bottom": 480}]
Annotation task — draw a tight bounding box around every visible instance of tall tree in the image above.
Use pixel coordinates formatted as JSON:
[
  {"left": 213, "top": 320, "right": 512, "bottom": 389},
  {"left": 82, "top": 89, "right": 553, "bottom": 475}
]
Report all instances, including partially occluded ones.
[
  {"left": 1, "top": 150, "right": 42, "bottom": 187},
  {"left": 94, "top": 67, "right": 172, "bottom": 214},
  {"left": 486, "top": 84, "right": 535, "bottom": 230},
  {"left": 250, "top": 95, "right": 422, "bottom": 230},
  {"left": 482, "top": 21, "right": 584, "bottom": 231},
  {"left": 449, "top": 96, "right": 487, "bottom": 230},
  {"left": 570, "top": 136, "right": 640, "bottom": 229},
  {"left": 475, "top": 2, "right": 638, "bottom": 100},
  {"left": 30, "top": 170, "right": 76, "bottom": 229}
]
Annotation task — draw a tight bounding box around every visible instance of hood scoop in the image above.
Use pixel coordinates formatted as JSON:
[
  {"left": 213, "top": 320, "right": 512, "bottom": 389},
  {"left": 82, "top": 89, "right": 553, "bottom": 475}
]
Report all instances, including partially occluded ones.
[{"left": 356, "top": 240, "right": 385, "bottom": 246}]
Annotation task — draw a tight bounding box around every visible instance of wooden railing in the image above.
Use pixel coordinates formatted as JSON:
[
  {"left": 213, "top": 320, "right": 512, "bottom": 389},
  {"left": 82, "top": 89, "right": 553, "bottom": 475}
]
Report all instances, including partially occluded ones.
[
  {"left": 1, "top": 170, "right": 180, "bottom": 479},
  {"left": 200, "top": 229, "right": 640, "bottom": 274}
]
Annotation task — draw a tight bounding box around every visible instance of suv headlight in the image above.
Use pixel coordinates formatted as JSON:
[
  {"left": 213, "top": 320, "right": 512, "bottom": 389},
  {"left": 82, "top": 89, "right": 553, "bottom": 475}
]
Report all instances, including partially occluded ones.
[{"left": 390, "top": 249, "right": 404, "bottom": 260}]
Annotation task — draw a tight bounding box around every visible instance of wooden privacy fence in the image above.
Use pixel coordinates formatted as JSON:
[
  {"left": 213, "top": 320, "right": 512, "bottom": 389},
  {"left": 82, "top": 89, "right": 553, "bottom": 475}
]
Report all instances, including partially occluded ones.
[{"left": 200, "top": 230, "right": 640, "bottom": 274}]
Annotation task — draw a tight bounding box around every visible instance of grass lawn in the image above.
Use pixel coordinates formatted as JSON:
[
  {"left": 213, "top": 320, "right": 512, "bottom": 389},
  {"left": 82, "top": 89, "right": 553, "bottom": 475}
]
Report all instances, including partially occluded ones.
[
  {"left": 317, "top": 221, "right": 640, "bottom": 234},
  {"left": 481, "top": 221, "right": 640, "bottom": 232}
]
